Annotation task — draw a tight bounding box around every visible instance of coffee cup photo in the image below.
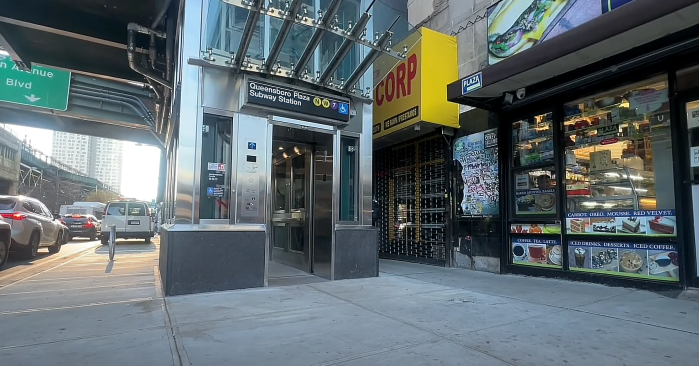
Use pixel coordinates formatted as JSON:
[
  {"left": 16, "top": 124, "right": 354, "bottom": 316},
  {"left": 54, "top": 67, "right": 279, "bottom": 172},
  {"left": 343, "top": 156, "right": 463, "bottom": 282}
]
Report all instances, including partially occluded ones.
[{"left": 513, "top": 243, "right": 527, "bottom": 261}]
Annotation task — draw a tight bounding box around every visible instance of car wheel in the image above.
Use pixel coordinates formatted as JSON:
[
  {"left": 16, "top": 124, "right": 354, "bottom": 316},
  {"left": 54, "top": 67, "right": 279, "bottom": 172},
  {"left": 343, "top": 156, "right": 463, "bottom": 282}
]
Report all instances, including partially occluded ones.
[
  {"left": 145, "top": 236, "right": 151, "bottom": 244},
  {"left": 0, "top": 239, "right": 8, "bottom": 269},
  {"left": 48, "top": 232, "right": 62, "bottom": 254},
  {"left": 89, "top": 231, "right": 96, "bottom": 241},
  {"left": 23, "top": 233, "right": 40, "bottom": 259},
  {"left": 101, "top": 236, "right": 108, "bottom": 245}
]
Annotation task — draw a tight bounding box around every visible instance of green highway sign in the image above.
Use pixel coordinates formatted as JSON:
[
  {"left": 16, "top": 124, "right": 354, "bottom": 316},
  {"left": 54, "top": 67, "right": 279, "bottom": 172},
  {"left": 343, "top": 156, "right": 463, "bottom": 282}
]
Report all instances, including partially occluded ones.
[{"left": 0, "top": 55, "right": 71, "bottom": 111}]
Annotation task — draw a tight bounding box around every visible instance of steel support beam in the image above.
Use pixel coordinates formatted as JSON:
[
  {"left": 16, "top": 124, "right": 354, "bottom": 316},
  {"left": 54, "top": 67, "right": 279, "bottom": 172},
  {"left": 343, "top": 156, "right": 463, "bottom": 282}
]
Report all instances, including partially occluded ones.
[
  {"left": 0, "top": 16, "right": 148, "bottom": 53},
  {"left": 294, "top": 0, "right": 344, "bottom": 78},
  {"left": 344, "top": 16, "right": 399, "bottom": 93},
  {"left": 265, "top": 0, "right": 305, "bottom": 73},
  {"left": 234, "top": 0, "right": 264, "bottom": 70},
  {"left": 0, "top": 25, "right": 29, "bottom": 70},
  {"left": 319, "top": 11, "right": 371, "bottom": 85}
]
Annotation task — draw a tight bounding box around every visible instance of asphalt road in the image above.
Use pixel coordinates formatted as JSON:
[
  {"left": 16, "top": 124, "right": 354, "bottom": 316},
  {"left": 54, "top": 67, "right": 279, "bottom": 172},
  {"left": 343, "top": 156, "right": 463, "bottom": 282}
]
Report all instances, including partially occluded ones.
[{"left": 1, "top": 239, "right": 100, "bottom": 272}]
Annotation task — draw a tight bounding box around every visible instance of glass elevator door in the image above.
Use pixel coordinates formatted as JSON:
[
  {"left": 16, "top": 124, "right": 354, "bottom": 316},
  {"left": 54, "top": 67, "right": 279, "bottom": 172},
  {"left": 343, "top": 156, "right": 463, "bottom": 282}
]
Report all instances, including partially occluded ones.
[{"left": 270, "top": 125, "right": 333, "bottom": 277}]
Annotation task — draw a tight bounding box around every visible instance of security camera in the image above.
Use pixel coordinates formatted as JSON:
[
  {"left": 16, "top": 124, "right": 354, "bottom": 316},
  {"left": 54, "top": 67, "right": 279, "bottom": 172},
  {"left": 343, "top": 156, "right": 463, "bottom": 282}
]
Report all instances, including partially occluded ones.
[{"left": 516, "top": 88, "right": 526, "bottom": 100}]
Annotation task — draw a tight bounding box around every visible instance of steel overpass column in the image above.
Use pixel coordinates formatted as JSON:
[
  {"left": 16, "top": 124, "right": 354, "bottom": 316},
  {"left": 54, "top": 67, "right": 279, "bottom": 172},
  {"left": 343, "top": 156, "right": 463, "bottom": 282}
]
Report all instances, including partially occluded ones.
[
  {"left": 157, "top": 147, "right": 166, "bottom": 203},
  {"left": 170, "top": 0, "right": 203, "bottom": 224}
]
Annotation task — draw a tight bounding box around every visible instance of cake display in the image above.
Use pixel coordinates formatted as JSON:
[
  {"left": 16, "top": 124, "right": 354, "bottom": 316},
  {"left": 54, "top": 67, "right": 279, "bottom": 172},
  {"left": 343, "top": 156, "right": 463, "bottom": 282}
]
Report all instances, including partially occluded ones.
[
  {"left": 621, "top": 217, "right": 641, "bottom": 233},
  {"left": 592, "top": 219, "right": 616, "bottom": 233},
  {"left": 569, "top": 219, "right": 586, "bottom": 233},
  {"left": 648, "top": 216, "right": 675, "bottom": 234}
]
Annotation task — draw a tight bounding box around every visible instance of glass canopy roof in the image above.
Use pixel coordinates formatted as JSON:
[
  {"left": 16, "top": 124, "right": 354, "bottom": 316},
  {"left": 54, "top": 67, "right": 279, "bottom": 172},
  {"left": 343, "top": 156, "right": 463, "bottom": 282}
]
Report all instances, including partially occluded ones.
[{"left": 201, "top": 0, "right": 407, "bottom": 98}]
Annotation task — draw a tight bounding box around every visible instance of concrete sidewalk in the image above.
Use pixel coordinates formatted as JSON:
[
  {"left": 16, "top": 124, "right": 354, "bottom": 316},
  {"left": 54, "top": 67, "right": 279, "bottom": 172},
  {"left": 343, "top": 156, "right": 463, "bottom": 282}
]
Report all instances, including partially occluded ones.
[
  {"left": 166, "top": 260, "right": 699, "bottom": 366},
  {"left": 1, "top": 254, "right": 698, "bottom": 366}
]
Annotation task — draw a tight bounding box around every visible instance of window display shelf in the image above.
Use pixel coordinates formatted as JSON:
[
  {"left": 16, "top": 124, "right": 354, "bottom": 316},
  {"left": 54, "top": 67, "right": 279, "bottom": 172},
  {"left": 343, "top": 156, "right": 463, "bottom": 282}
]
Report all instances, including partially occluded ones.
[
  {"left": 563, "top": 118, "right": 649, "bottom": 136},
  {"left": 514, "top": 136, "right": 552, "bottom": 146},
  {"left": 570, "top": 195, "right": 637, "bottom": 201},
  {"left": 564, "top": 135, "right": 643, "bottom": 150},
  {"left": 566, "top": 165, "right": 657, "bottom": 212},
  {"left": 564, "top": 102, "right": 623, "bottom": 120}
]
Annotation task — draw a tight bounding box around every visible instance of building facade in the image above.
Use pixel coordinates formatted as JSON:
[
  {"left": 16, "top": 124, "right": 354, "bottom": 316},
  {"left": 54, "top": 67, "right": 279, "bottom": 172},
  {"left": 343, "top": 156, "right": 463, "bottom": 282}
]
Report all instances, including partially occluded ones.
[
  {"left": 0, "top": 126, "right": 21, "bottom": 195},
  {"left": 52, "top": 132, "right": 123, "bottom": 193},
  {"left": 91, "top": 138, "right": 123, "bottom": 193},
  {"left": 363, "top": 0, "right": 699, "bottom": 290},
  {"left": 433, "top": 0, "right": 699, "bottom": 289},
  {"left": 51, "top": 132, "right": 91, "bottom": 176}
]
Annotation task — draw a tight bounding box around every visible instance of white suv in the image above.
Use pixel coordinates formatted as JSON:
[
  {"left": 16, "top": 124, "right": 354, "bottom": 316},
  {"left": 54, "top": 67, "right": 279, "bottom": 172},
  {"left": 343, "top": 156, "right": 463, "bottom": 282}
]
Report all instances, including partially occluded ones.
[
  {"left": 0, "top": 196, "right": 65, "bottom": 258},
  {"left": 100, "top": 200, "right": 153, "bottom": 244}
]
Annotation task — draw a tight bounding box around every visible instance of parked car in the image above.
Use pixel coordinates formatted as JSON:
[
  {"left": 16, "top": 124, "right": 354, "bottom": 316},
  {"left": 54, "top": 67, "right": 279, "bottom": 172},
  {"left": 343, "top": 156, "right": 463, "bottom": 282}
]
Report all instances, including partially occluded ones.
[
  {"left": 0, "top": 196, "right": 65, "bottom": 258},
  {"left": 0, "top": 218, "right": 12, "bottom": 270},
  {"left": 59, "top": 220, "right": 70, "bottom": 244},
  {"left": 100, "top": 200, "right": 153, "bottom": 244},
  {"left": 62, "top": 214, "right": 101, "bottom": 241}
]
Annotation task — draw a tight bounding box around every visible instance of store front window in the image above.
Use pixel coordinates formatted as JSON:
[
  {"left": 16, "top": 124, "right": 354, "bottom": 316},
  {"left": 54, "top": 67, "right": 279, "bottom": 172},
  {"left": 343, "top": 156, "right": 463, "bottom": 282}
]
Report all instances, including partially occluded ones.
[
  {"left": 512, "top": 112, "right": 556, "bottom": 217},
  {"left": 561, "top": 76, "right": 679, "bottom": 281},
  {"left": 563, "top": 76, "right": 676, "bottom": 234},
  {"left": 512, "top": 112, "right": 554, "bottom": 167}
]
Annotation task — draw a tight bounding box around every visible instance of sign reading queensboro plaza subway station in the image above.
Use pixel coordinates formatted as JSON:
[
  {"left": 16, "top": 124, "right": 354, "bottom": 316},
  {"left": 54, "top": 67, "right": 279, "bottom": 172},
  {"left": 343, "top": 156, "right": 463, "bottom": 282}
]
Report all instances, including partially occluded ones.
[
  {"left": 0, "top": 55, "right": 71, "bottom": 111},
  {"left": 245, "top": 78, "right": 350, "bottom": 124}
]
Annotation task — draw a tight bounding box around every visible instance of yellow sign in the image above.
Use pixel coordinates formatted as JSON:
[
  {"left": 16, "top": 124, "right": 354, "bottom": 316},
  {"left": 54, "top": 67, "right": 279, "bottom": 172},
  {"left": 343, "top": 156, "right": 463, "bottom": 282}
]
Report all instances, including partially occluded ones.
[
  {"left": 372, "top": 28, "right": 459, "bottom": 139},
  {"left": 313, "top": 97, "right": 322, "bottom": 107},
  {"left": 322, "top": 99, "right": 330, "bottom": 108}
]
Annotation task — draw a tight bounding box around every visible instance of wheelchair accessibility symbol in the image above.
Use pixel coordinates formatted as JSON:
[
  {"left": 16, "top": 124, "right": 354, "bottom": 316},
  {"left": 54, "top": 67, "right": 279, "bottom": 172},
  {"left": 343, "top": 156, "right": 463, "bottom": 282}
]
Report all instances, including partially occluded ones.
[{"left": 338, "top": 103, "right": 349, "bottom": 115}]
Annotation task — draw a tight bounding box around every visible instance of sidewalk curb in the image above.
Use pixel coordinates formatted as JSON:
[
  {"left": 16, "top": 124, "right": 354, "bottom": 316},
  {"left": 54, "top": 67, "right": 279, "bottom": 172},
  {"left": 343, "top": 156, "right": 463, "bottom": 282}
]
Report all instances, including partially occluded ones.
[{"left": 155, "top": 266, "right": 190, "bottom": 366}]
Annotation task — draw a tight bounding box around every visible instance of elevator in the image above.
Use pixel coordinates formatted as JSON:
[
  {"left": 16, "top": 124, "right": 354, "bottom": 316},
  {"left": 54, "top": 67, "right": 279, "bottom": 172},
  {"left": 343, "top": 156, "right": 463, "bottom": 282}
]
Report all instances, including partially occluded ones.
[{"left": 270, "top": 125, "right": 333, "bottom": 281}]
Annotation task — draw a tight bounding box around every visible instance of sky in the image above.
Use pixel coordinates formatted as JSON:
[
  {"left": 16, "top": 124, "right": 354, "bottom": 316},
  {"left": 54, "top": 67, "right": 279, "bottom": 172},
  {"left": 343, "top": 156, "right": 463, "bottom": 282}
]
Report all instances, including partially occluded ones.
[{"left": 5, "top": 125, "right": 160, "bottom": 201}]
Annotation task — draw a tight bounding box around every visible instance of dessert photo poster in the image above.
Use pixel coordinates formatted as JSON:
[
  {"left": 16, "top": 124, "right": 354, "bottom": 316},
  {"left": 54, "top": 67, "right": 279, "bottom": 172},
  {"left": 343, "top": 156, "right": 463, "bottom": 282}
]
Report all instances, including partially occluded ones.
[
  {"left": 515, "top": 188, "right": 556, "bottom": 215},
  {"left": 512, "top": 237, "right": 562, "bottom": 268},
  {"left": 568, "top": 240, "right": 679, "bottom": 281},
  {"left": 566, "top": 210, "right": 676, "bottom": 237}
]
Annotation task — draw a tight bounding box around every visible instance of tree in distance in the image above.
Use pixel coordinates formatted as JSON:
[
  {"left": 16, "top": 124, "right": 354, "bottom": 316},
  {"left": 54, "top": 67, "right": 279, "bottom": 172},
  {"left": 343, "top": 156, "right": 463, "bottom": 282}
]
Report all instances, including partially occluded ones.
[{"left": 86, "top": 190, "right": 119, "bottom": 203}]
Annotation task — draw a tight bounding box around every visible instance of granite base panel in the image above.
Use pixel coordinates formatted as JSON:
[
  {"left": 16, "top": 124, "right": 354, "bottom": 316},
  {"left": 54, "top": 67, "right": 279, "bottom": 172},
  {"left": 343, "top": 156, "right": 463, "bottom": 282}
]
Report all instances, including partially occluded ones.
[
  {"left": 334, "top": 227, "right": 378, "bottom": 280},
  {"left": 159, "top": 227, "right": 265, "bottom": 296}
]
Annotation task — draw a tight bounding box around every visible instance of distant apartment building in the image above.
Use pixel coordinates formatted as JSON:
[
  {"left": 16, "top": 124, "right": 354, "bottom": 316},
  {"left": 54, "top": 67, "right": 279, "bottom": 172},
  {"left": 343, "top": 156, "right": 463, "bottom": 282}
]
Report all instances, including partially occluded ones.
[{"left": 52, "top": 132, "right": 123, "bottom": 193}]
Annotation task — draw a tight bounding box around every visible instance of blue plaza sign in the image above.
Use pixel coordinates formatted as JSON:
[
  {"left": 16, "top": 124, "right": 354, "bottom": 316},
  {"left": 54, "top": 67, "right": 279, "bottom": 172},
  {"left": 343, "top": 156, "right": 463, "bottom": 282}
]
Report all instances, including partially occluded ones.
[{"left": 462, "top": 72, "right": 482, "bottom": 95}]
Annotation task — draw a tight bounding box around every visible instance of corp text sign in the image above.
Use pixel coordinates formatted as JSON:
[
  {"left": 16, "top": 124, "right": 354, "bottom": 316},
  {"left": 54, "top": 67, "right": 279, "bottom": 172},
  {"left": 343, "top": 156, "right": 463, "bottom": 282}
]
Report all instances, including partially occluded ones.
[
  {"left": 372, "top": 27, "right": 459, "bottom": 139},
  {"left": 245, "top": 79, "right": 350, "bottom": 123},
  {"left": 0, "top": 56, "right": 71, "bottom": 111}
]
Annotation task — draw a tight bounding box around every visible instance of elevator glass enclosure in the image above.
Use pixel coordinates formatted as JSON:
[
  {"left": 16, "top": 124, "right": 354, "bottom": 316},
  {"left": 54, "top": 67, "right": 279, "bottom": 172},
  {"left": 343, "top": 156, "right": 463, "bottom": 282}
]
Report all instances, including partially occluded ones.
[{"left": 270, "top": 125, "right": 334, "bottom": 279}]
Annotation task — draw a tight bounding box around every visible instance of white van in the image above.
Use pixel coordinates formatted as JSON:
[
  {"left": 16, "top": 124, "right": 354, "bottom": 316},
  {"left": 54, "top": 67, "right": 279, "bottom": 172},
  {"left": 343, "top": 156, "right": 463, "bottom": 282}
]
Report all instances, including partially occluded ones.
[
  {"left": 60, "top": 202, "right": 106, "bottom": 220},
  {"left": 100, "top": 200, "right": 153, "bottom": 244}
]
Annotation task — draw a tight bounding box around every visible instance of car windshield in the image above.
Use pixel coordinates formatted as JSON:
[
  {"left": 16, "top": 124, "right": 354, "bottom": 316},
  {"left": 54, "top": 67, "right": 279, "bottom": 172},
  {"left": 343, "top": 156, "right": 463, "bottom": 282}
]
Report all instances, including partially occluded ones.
[
  {"left": 0, "top": 199, "right": 16, "bottom": 211},
  {"left": 107, "top": 203, "right": 126, "bottom": 216}
]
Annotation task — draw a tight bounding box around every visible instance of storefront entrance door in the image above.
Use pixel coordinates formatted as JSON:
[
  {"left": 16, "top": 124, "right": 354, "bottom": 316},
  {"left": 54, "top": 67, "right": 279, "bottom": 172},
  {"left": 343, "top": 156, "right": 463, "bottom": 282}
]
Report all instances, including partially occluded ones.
[{"left": 682, "top": 98, "right": 699, "bottom": 286}]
